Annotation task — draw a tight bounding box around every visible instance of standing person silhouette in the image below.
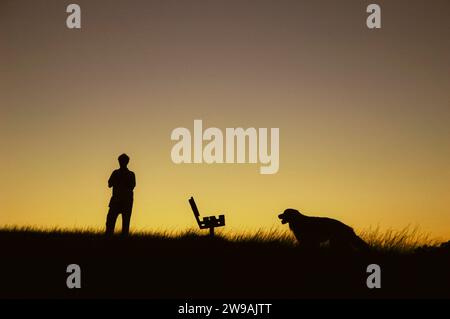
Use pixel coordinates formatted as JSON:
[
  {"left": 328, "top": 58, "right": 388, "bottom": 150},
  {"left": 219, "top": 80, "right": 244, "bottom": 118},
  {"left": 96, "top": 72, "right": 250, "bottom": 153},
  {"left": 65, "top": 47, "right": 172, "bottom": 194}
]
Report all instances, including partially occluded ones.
[{"left": 106, "top": 153, "right": 136, "bottom": 236}]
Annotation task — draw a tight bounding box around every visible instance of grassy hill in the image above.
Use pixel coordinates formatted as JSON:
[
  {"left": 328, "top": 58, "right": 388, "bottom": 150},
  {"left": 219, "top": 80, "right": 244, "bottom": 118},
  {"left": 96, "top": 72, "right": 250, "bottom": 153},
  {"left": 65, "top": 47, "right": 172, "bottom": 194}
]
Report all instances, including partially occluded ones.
[{"left": 0, "top": 228, "right": 449, "bottom": 299}]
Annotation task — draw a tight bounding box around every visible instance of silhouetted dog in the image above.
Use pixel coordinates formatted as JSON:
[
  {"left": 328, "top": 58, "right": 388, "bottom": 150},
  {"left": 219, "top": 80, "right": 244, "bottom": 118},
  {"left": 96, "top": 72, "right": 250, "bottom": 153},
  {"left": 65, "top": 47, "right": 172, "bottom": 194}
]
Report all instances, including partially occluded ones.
[{"left": 279, "top": 209, "right": 370, "bottom": 251}]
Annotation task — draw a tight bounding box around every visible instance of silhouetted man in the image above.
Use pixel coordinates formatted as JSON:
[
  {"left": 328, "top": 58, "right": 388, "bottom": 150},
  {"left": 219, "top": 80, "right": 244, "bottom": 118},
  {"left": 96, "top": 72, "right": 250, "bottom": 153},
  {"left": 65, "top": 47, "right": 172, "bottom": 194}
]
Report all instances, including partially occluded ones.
[{"left": 106, "top": 153, "right": 136, "bottom": 236}]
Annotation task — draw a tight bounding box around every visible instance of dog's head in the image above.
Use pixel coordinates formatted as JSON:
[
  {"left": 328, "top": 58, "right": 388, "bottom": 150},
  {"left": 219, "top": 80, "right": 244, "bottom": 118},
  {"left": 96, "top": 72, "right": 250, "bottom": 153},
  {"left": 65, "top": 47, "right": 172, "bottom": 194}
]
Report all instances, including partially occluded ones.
[{"left": 278, "top": 208, "right": 302, "bottom": 224}]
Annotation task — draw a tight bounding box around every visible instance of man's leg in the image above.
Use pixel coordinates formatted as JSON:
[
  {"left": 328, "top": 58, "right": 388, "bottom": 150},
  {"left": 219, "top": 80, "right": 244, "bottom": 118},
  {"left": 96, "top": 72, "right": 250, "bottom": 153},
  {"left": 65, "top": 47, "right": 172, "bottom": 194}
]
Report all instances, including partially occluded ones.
[
  {"left": 121, "top": 201, "right": 133, "bottom": 236},
  {"left": 106, "top": 207, "right": 119, "bottom": 235},
  {"left": 122, "top": 211, "right": 131, "bottom": 236}
]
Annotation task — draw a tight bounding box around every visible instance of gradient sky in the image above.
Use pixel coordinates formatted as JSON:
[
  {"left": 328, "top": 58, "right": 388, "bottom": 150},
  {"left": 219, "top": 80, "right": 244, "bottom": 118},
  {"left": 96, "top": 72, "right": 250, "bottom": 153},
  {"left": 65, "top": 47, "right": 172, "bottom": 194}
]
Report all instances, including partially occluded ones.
[{"left": 1, "top": 0, "right": 449, "bottom": 238}]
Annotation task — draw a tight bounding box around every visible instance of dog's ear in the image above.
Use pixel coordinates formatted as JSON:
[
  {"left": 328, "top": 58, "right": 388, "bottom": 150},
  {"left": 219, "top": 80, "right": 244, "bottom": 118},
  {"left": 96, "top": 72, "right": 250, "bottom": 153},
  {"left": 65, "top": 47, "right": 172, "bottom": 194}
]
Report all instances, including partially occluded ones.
[{"left": 295, "top": 210, "right": 305, "bottom": 217}]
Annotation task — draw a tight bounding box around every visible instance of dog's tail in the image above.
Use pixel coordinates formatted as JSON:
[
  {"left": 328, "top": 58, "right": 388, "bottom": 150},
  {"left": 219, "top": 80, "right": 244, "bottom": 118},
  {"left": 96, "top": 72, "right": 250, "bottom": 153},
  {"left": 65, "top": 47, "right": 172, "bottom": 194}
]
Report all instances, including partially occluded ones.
[{"left": 351, "top": 234, "right": 372, "bottom": 252}]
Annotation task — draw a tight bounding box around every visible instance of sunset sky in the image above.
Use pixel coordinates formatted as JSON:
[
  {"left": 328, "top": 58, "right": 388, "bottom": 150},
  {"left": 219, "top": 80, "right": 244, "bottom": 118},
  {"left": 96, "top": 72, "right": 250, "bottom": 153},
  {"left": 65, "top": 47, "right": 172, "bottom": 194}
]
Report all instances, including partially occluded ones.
[{"left": 1, "top": 0, "right": 449, "bottom": 238}]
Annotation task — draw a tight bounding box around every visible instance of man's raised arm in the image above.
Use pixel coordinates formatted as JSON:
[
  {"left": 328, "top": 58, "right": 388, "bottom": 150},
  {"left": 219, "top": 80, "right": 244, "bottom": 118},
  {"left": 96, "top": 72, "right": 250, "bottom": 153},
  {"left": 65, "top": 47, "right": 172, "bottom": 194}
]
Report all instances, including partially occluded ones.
[
  {"left": 131, "top": 172, "right": 136, "bottom": 190},
  {"left": 108, "top": 171, "right": 115, "bottom": 188}
]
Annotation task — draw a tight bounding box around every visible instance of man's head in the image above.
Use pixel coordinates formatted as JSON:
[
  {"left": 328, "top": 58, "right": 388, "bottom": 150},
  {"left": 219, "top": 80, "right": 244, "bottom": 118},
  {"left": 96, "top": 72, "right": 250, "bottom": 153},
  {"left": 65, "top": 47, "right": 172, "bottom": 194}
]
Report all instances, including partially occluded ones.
[{"left": 118, "top": 153, "right": 130, "bottom": 168}]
